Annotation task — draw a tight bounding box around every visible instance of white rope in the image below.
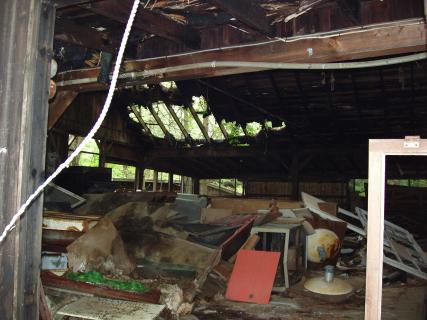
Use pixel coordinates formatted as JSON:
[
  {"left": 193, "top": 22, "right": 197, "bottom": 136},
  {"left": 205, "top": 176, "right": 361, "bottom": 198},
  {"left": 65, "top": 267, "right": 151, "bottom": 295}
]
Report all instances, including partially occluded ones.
[{"left": 0, "top": 0, "right": 141, "bottom": 244}]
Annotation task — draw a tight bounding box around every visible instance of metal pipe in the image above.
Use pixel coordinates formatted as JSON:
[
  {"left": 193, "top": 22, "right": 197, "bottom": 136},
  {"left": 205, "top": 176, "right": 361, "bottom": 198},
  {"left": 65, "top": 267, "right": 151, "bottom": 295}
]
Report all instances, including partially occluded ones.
[
  {"left": 324, "top": 265, "right": 335, "bottom": 283},
  {"left": 57, "top": 52, "right": 427, "bottom": 87}
]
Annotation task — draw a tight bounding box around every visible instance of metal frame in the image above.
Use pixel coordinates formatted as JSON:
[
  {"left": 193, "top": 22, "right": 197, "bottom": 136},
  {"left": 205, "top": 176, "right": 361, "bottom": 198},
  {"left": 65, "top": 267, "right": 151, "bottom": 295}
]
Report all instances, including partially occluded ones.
[{"left": 365, "top": 137, "right": 427, "bottom": 320}]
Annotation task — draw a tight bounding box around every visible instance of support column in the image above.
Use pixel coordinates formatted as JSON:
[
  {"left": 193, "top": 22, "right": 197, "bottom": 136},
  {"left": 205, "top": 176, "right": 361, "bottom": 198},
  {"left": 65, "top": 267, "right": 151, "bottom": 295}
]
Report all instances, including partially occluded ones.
[
  {"left": 135, "top": 167, "right": 145, "bottom": 190},
  {"left": 168, "top": 173, "right": 174, "bottom": 192},
  {"left": 0, "top": 0, "right": 56, "bottom": 318},
  {"left": 153, "top": 170, "right": 158, "bottom": 191},
  {"left": 192, "top": 178, "right": 200, "bottom": 195}
]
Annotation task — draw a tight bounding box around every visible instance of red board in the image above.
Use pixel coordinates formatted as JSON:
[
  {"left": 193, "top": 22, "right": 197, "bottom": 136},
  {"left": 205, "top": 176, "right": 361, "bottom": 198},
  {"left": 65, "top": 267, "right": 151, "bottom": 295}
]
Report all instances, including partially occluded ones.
[{"left": 226, "top": 250, "right": 280, "bottom": 304}]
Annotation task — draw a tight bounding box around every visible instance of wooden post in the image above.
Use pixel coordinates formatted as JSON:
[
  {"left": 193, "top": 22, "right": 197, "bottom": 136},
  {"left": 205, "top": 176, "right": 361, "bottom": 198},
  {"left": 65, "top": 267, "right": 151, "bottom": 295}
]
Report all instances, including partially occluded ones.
[
  {"left": 153, "top": 170, "right": 158, "bottom": 191},
  {"left": 135, "top": 167, "right": 145, "bottom": 190},
  {"left": 365, "top": 144, "right": 386, "bottom": 320},
  {"left": 168, "top": 173, "right": 174, "bottom": 192},
  {"left": 0, "top": 0, "right": 55, "bottom": 318},
  {"left": 98, "top": 140, "right": 107, "bottom": 168},
  {"left": 193, "top": 178, "right": 200, "bottom": 195}
]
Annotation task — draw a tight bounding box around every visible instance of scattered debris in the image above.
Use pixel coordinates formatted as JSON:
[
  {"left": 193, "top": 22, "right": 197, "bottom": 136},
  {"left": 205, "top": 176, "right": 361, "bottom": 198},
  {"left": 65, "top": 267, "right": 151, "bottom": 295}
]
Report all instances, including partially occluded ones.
[
  {"left": 56, "top": 296, "right": 165, "bottom": 320},
  {"left": 67, "top": 217, "right": 135, "bottom": 275}
]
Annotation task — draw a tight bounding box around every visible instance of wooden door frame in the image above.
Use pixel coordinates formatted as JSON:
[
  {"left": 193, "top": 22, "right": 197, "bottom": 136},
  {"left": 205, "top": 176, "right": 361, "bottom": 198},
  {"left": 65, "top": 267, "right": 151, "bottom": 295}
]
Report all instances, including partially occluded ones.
[{"left": 365, "top": 137, "right": 427, "bottom": 320}]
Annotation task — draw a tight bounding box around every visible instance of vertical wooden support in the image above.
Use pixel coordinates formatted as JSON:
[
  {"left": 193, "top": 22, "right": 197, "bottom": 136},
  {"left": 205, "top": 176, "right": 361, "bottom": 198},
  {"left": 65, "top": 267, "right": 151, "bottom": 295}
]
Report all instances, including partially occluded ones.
[
  {"left": 168, "top": 173, "right": 174, "bottom": 192},
  {"left": 180, "top": 175, "right": 184, "bottom": 193},
  {"left": 135, "top": 167, "right": 145, "bottom": 190},
  {"left": 0, "top": 0, "right": 55, "bottom": 318},
  {"left": 365, "top": 144, "right": 386, "bottom": 320},
  {"left": 98, "top": 140, "right": 106, "bottom": 168},
  {"left": 193, "top": 178, "right": 200, "bottom": 195},
  {"left": 153, "top": 170, "right": 158, "bottom": 191}
]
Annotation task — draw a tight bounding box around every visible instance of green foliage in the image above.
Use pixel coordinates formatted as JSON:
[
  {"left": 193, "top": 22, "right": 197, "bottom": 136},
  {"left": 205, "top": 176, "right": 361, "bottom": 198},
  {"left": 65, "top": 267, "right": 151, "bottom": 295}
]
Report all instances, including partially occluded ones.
[{"left": 105, "top": 163, "right": 136, "bottom": 181}]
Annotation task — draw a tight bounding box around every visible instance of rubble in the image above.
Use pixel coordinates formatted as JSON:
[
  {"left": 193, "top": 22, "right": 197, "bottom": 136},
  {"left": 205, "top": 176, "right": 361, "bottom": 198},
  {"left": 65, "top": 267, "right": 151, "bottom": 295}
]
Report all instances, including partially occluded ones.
[
  {"left": 40, "top": 191, "right": 426, "bottom": 319},
  {"left": 67, "top": 217, "right": 135, "bottom": 275}
]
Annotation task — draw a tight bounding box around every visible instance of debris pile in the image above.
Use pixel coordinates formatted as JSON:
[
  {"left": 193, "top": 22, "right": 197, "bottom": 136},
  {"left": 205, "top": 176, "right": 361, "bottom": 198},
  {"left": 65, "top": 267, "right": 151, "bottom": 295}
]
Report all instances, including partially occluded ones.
[{"left": 40, "top": 189, "right": 427, "bottom": 319}]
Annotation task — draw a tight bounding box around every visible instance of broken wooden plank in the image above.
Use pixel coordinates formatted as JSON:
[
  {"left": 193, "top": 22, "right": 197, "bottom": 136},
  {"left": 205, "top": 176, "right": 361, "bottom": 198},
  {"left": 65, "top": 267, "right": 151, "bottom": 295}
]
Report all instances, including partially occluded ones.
[
  {"left": 54, "top": 18, "right": 118, "bottom": 52},
  {"left": 57, "top": 296, "right": 164, "bottom": 320},
  {"left": 39, "top": 284, "right": 52, "bottom": 320},
  {"left": 210, "top": 0, "right": 274, "bottom": 36},
  {"left": 85, "top": 0, "right": 201, "bottom": 49},
  {"left": 41, "top": 272, "right": 161, "bottom": 304},
  {"left": 301, "top": 192, "right": 366, "bottom": 236}
]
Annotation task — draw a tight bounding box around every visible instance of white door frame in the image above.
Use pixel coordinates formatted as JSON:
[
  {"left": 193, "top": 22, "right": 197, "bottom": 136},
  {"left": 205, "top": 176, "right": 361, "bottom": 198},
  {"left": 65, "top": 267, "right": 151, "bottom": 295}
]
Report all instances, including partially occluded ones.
[{"left": 365, "top": 137, "right": 427, "bottom": 320}]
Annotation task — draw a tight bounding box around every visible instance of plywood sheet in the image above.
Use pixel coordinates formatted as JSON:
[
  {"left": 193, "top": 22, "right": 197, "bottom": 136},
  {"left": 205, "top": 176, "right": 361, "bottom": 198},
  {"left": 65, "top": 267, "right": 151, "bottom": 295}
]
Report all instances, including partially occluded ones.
[
  {"left": 57, "top": 297, "right": 164, "bottom": 320},
  {"left": 226, "top": 250, "right": 280, "bottom": 304}
]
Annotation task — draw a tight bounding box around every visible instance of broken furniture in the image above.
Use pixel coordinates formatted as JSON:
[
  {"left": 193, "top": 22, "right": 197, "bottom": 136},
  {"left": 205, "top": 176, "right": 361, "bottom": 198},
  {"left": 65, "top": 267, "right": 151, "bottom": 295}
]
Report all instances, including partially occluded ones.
[
  {"left": 250, "top": 222, "right": 306, "bottom": 288},
  {"left": 356, "top": 207, "right": 427, "bottom": 280},
  {"left": 302, "top": 192, "right": 427, "bottom": 280},
  {"left": 42, "top": 212, "right": 100, "bottom": 250},
  {"left": 226, "top": 250, "right": 281, "bottom": 304}
]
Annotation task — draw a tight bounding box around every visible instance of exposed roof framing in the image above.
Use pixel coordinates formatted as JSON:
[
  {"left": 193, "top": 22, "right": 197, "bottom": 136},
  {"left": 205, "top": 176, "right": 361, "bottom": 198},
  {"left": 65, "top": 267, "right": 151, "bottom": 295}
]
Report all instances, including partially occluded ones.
[
  {"left": 209, "top": 0, "right": 274, "bottom": 36},
  {"left": 83, "top": 0, "right": 201, "bottom": 49},
  {"left": 55, "top": 17, "right": 119, "bottom": 52},
  {"left": 55, "top": 19, "right": 427, "bottom": 92}
]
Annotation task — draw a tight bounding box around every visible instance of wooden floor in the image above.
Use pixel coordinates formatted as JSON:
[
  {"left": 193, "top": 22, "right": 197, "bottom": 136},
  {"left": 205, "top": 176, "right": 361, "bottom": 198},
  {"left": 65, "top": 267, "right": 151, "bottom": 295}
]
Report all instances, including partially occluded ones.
[{"left": 193, "top": 275, "right": 427, "bottom": 320}]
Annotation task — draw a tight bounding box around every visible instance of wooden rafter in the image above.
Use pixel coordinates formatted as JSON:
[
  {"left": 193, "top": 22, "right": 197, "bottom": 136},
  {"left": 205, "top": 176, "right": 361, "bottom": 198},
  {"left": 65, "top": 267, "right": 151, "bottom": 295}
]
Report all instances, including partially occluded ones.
[
  {"left": 84, "top": 0, "right": 201, "bottom": 49},
  {"left": 55, "top": 18, "right": 118, "bottom": 52},
  {"left": 209, "top": 0, "right": 273, "bottom": 36}
]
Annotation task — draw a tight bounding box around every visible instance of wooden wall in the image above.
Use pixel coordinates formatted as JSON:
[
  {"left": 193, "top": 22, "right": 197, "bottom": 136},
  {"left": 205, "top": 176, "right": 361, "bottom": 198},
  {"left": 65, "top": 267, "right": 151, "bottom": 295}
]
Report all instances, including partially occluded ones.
[{"left": 246, "top": 181, "right": 349, "bottom": 206}]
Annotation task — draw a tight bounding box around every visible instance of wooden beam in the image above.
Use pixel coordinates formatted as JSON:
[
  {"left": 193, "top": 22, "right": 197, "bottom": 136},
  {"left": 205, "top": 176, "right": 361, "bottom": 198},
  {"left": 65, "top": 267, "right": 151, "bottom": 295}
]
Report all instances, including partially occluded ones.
[
  {"left": 48, "top": 91, "right": 78, "bottom": 130},
  {"left": 55, "top": 0, "right": 94, "bottom": 9},
  {"left": 0, "top": 0, "right": 55, "bottom": 318},
  {"left": 56, "top": 19, "right": 427, "bottom": 92},
  {"left": 85, "top": 0, "right": 201, "bottom": 49},
  {"left": 54, "top": 18, "right": 118, "bottom": 52},
  {"left": 184, "top": 101, "right": 211, "bottom": 143},
  {"left": 210, "top": 0, "right": 273, "bottom": 36}
]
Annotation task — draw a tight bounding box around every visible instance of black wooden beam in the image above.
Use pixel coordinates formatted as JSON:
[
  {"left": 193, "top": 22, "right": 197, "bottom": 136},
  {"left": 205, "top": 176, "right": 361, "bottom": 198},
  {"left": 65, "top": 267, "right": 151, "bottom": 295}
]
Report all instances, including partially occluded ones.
[
  {"left": 54, "top": 18, "right": 119, "bottom": 52},
  {"left": 55, "top": 0, "right": 94, "bottom": 9},
  {"left": 85, "top": 0, "right": 201, "bottom": 49},
  {"left": 209, "top": 0, "right": 274, "bottom": 36}
]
